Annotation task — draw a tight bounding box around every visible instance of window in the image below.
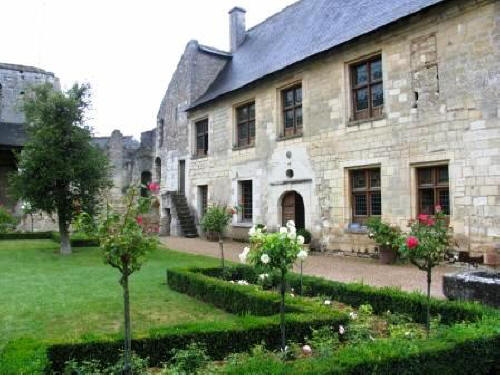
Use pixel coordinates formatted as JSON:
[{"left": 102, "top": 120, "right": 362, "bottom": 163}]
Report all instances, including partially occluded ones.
[
  {"left": 158, "top": 119, "right": 164, "bottom": 147},
  {"left": 239, "top": 180, "right": 253, "bottom": 222},
  {"left": 195, "top": 119, "right": 208, "bottom": 157},
  {"left": 417, "top": 166, "right": 449, "bottom": 215},
  {"left": 282, "top": 84, "right": 302, "bottom": 137},
  {"left": 351, "top": 56, "right": 383, "bottom": 121},
  {"left": 351, "top": 168, "right": 381, "bottom": 224},
  {"left": 155, "top": 157, "right": 161, "bottom": 185},
  {"left": 198, "top": 185, "right": 208, "bottom": 217},
  {"left": 140, "top": 171, "right": 152, "bottom": 197},
  {"left": 236, "top": 102, "right": 255, "bottom": 147}
]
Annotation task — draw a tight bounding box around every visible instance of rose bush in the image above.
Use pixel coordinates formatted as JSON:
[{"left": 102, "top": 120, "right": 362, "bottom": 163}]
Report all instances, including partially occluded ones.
[{"left": 240, "top": 220, "right": 307, "bottom": 352}]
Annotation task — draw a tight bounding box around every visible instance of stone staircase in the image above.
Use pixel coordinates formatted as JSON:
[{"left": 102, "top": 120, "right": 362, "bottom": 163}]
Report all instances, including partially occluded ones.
[{"left": 171, "top": 192, "right": 198, "bottom": 238}]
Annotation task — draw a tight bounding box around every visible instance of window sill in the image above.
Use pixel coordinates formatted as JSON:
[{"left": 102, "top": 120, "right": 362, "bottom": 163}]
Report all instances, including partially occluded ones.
[
  {"left": 345, "top": 224, "right": 369, "bottom": 234},
  {"left": 232, "top": 144, "right": 255, "bottom": 151},
  {"left": 276, "top": 133, "right": 303, "bottom": 142},
  {"left": 347, "top": 114, "right": 386, "bottom": 127},
  {"left": 233, "top": 222, "right": 253, "bottom": 228},
  {"left": 191, "top": 154, "right": 208, "bottom": 160}
]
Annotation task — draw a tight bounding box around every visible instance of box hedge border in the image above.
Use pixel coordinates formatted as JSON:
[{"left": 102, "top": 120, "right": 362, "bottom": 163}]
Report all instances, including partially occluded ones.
[
  {"left": 0, "top": 231, "right": 53, "bottom": 240},
  {"left": 0, "top": 231, "right": 98, "bottom": 247},
  {"left": 46, "top": 267, "right": 347, "bottom": 372}
]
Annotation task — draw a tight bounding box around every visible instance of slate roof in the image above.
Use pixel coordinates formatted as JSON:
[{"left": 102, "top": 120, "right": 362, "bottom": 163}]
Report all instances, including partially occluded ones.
[
  {"left": 189, "top": 0, "right": 446, "bottom": 110},
  {"left": 0, "top": 122, "right": 26, "bottom": 147},
  {"left": 0, "top": 63, "right": 55, "bottom": 76}
]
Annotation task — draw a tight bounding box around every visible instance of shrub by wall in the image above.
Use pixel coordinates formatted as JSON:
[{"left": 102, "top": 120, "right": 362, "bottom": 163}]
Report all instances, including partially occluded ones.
[
  {"left": 0, "top": 231, "right": 52, "bottom": 240},
  {"left": 50, "top": 231, "right": 99, "bottom": 247}
]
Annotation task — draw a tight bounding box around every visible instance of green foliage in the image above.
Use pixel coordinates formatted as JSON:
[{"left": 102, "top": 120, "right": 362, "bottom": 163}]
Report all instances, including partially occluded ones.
[
  {"left": 296, "top": 228, "right": 312, "bottom": 244},
  {"left": 164, "top": 343, "right": 210, "bottom": 375},
  {"left": 50, "top": 231, "right": 99, "bottom": 247},
  {"left": 222, "top": 345, "right": 286, "bottom": 375},
  {"left": 200, "top": 205, "right": 233, "bottom": 236},
  {"left": 399, "top": 211, "right": 451, "bottom": 271},
  {"left": 307, "top": 326, "right": 340, "bottom": 357},
  {"left": 9, "top": 83, "right": 111, "bottom": 252},
  {"left": 0, "top": 206, "right": 18, "bottom": 233},
  {"left": 366, "top": 218, "right": 400, "bottom": 250},
  {"left": 0, "top": 231, "right": 52, "bottom": 240},
  {"left": 64, "top": 352, "right": 149, "bottom": 374}
]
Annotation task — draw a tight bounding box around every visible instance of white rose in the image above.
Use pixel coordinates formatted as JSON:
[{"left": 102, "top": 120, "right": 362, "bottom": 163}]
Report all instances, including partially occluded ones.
[
  {"left": 280, "top": 227, "right": 287, "bottom": 234},
  {"left": 324, "top": 300, "right": 331, "bottom": 305},
  {"left": 339, "top": 325, "right": 345, "bottom": 335},
  {"left": 238, "top": 252, "right": 247, "bottom": 263},
  {"left": 256, "top": 228, "right": 262, "bottom": 234},
  {"left": 243, "top": 246, "right": 250, "bottom": 255},
  {"left": 349, "top": 312, "right": 358, "bottom": 320},
  {"left": 297, "top": 235, "right": 305, "bottom": 245},
  {"left": 286, "top": 220, "right": 295, "bottom": 228},
  {"left": 261, "top": 253, "right": 270, "bottom": 264},
  {"left": 297, "top": 249, "right": 308, "bottom": 261},
  {"left": 385, "top": 242, "right": 390, "bottom": 245},
  {"left": 287, "top": 231, "right": 296, "bottom": 240},
  {"left": 288, "top": 226, "right": 296, "bottom": 235},
  {"left": 249, "top": 227, "right": 256, "bottom": 236},
  {"left": 258, "top": 273, "right": 269, "bottom": 280},
  {"left": 302, "top": 344, "right": 312, "bottom": 354}
]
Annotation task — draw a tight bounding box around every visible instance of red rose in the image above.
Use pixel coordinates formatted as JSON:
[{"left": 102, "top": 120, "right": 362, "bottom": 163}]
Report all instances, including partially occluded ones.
[
  {"left": 406, "top": 236, "right": 418, "bottom": 249},
  {"left": 417, "top": 214, "right": 429, "bottom": 224},
  {"left": 147, "top": 183, "right": 160, "bottom": 192},
  {"left": 136, "top": 216, "right": 143, "bottom": 225},
  {"left": 426, "top": 217, "right": 435, "bottom": 226}
]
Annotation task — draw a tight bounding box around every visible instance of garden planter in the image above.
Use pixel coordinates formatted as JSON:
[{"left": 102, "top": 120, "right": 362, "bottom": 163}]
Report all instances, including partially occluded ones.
[
  {"left": 206, "top": 232, "right": 219, "bottom": 242},
  {"left": 378, "top": 245, "right": 397, "bottom": 264}
]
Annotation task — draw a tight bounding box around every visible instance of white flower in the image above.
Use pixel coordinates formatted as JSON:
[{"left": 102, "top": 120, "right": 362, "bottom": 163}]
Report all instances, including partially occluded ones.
[
  {"left": 297, "top": 235, "right": 305, "bottom": 245},
  {"left": 229, "top": 280, "right": 235, "bottom": 284},
  {"left": 258, "top": 273, "right": 269, "bottom": 280},
  {"left": 249, "top": 226, "right": 256, "bottom": 236},
  {"left": 339, "top": 325, "right": 345, "bottom": 335},
  {"left": 297, "top": 249, "right": 308, "bottom": 261},
  {"left": 286, "top": 220, "right": 295, "bottom": 228},
  {"left": 369, "top": 232, "right": 374, "bottom": 238},
  {"left": 237, "top": 280, "right": 249, "bottom": 285},
  {"left": 290, "top": 293, "right": 295, "bottom": 297},
  {"left": 287, "top": 231, "right": 297, "bottom": 240},
  {"left": 280, "top": 227, "right": 287, "bottom": 234},
  {"left": 324, "top": 300, "right": 331, "bottom": 305},
  {"left": 238, "top": 250, "right": 248, "bottom": 263},
  {"left": 385, "top": 242, "right": 390, "bottom": 246},
  {"left": 261, "top": 253, "right": 270, "bottom": 264},
  {"left": 288, "top": 226, "right": 296, "bottom": 235},
  {"left": 302, "top": 344, "right": 312, "bottom": 354},
  {"left": 349, "top": 312, "right": 358, "bottom": 320},
  {"left": 243, "top": 246, "right": 250, "bottom": 255},
  {"left": 256, "top": 228, "right": 262, "bottom": 234}
]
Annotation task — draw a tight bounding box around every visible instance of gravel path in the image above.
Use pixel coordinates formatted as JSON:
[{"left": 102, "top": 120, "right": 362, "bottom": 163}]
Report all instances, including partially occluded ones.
[{"left": 160, "top": 236, "right": 464, "bottom": 298}]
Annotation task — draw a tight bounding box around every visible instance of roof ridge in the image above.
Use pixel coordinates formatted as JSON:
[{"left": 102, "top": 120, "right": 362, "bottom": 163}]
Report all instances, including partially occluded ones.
[{"left": 246, "top": 0, "right": 304, "bottom": 34}]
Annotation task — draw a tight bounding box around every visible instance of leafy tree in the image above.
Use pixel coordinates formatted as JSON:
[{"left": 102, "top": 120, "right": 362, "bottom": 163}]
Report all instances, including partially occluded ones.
[
  {"left": 399, "top": 206, "right": 451, "bottom": 337},
  {"left": 242, "top": 221, "right": 307, "bottom": 352},
  {"left": 76, "top": 185, "right": 158, "bottom": 374},
  {"left": 200, "top": 204, "right": 234, "bottom": 269},
  {"left": 10, "top": 83, "right": 110, "bottom": 254}
]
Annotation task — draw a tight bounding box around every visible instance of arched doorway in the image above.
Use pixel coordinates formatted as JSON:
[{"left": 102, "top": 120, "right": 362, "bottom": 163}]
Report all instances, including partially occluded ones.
[{"left": 281, "top": 191, "right": 305, "bottom": 229}]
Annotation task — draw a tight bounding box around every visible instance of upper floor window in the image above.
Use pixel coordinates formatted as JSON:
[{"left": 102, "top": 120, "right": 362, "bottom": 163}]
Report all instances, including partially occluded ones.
[
  {"left": 417, "top": 166, "right": 449, "bottom": 215},
  {"left": 158, "top": 119, "right": 164, "bottom": 147},
  {"left": 351, "top": 168, "right": 381, "bottom": 224},
  {"left": 236, "top": 102, "right": 255, "bottom": 147},
  {"left": 282, "top": 84, "right": 302, "bottom": 137},
  {"left": 351, "top": 56, "right": 383, "bottom": 121},
  {"left": 195, "top": 119, "right": 208, "bottom": 157}
]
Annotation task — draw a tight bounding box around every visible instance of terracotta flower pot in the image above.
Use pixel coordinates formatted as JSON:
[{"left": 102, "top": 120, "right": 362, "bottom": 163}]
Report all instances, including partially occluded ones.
[{"left": 379, "top": 245, "right": 397, "bottom": 264}]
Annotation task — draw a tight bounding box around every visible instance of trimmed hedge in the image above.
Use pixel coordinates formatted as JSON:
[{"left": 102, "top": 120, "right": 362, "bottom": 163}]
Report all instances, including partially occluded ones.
[
  {"left": 0, "top": 231, "right": 52, "bottom": 240},
  {"left": 206, "top": 265, "right": 493, "bottom": 324},
  {"left": 50, "top": 231, "right": 99, "bottom": 247},
  {"left": 46, "top": 267, "right": 347, "bottom": 372}
]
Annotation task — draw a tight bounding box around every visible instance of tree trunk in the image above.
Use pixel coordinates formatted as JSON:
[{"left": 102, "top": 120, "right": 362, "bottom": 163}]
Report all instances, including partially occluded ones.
[
  {"left": 218, "top": 235, "right": 225, "bottom": 270},
  {"left": 122, "top": 266, "right": 132, "bottom": 375},
  {"left": 58, "top": 218, "right": 71, "bottom": 255},
  {"left": 300, "top": 261, "right": 303, "bottom": 296},
  {"left": 426, "top": 267, "right": 432, "bottom": 338},
  {"left": 280, "top": 269, "right": 286, "bottom": 352}
]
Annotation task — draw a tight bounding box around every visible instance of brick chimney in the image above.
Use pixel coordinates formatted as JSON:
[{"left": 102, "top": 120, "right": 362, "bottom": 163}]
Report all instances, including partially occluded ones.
[{"left": 229, "top": 6, "right": 246, "bottom": 52}]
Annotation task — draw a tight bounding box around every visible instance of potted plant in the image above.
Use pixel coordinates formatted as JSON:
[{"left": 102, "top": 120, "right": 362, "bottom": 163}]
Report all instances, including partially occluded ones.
[{"left": 366, "top": 218, "right": 401, "bottom": 264}]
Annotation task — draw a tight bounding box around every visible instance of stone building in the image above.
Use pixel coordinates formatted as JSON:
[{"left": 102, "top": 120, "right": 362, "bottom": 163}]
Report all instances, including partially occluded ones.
[
  {"left": 0, "top": 63, "right": 60, "bottom": 212},
  {"left": 156, "top": 0, "right": 500, "bottom": 257}
]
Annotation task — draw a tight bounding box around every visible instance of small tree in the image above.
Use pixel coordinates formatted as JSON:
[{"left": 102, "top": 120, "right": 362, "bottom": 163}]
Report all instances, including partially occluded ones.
[
  {"left": 399, "top": 206, "right": 451, "bottom": 337},
  {"left": 200, "top": 204, "right": 234, "bottom": 269},
  {"left": 10, "top": 83, "right": 110, "bottom": 254},
  {"left": 241, "top": 221, "right": 307, "bottom": 352},
  {"left": 77, "top": 184, "right": 157, "bottom": 374}
]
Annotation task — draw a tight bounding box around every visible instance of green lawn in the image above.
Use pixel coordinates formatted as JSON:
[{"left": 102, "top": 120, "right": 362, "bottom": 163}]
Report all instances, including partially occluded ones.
[{"left": 0, "top": 239, "right": 237, "bottom": 353}]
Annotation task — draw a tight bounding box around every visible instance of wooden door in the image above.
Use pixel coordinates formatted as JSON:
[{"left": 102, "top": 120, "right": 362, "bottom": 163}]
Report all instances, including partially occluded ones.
[
  {"left": 282, "top": 192, "right": 296, "bottom": 225},
  {"left": 179, "top": 160, "right": 185, "bottom": 194}
]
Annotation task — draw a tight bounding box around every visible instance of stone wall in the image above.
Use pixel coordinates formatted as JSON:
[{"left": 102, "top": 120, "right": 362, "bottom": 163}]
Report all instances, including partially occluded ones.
[{"left": 176, "top": 0, "right": 499, "bottom": 254}]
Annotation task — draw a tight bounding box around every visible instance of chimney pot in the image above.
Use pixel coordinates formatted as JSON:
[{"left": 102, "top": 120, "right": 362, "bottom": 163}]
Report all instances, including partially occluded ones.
[{"left": 229, "top": 6, "right": 246, "bottom": 52}]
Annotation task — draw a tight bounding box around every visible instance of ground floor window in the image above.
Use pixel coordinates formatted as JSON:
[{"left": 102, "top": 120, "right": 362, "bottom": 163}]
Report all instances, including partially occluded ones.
[
  {"left": 239, "top": 180, "right": 253, "bottom": 222},
  {"left": 198, "top": 185, "right": 208, "bottom": 218},
  {"left": 417, "top": 165, "right": 449, "bottom": 215},
  {"left": 351, "top": 168, "right": 381, "bottom": 224}
]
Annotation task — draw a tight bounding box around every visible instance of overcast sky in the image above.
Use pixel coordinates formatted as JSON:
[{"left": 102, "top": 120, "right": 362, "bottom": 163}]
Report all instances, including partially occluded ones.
[{"left": 1, "top": 0, "right": 296, "bottom": 139}]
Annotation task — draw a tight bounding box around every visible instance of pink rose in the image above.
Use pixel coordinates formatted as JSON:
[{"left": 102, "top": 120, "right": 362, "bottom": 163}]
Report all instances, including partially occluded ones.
[
  {"left": 406, "top": 236, "right": 418, "bottom": 249},
  {"left": 136, "top": 216, "right": 143, "bottom": 225}
]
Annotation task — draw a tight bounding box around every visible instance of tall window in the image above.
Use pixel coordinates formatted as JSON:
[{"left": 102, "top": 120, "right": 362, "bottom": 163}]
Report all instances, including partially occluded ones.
[
  {"left": 351, "top": 168, "right": 381, "bottom": 224},
  {"left": 282, "top": 84, "right": 302, "bottom": 137},
  {"left": 236, "top": 102, "right": 255, "bottom": 147},
  {"left": 239, "top": 180, "right": 253, "bottom": 222},
  {"left": 198, "top": 185, "right": 208, "bottom": 217},
  {"left": 158, "top": 119, "right": 164, "bottom": 147},
  {"left": 417, "top": 166, "right": 449, "bottom": 215},
  {"left": 195, "top": 119, "right": 208, "bottom": 157},
  {"left": 351, "top": 56, "right": 383, "bottom": 121},
  {"left": 155, "top": 157, "right": 161, "bottom": 185}
]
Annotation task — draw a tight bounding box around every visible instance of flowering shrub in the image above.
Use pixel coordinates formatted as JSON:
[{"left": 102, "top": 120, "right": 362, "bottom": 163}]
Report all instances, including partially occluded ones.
[
  {"left": 0, "top": 205, "right": 18, "bottom": 233},
  {"left": 399, "top": 206, "right": 451, "bottom": 337},
  {"left": 241, "top": 220, "right": 307, "bottom": 352},
  {"left": 366, "top": 217, "right": 401, "bottom": 251}
]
